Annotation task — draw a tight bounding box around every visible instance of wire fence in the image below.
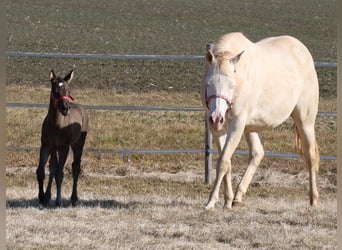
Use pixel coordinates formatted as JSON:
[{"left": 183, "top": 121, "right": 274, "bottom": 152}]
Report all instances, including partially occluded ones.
[
  {"left": 6, "top": 52, "right": 337, "bottom": 183},
  {"left": 6, "top": 51, "right": 338, "bottom": 68},
  {"left": 6, "top": 103, "right": 337, "bottom": 159}
]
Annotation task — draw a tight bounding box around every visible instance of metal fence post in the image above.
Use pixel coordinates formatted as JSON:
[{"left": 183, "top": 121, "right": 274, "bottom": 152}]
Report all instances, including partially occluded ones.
[
  {"left": 204, "top": 42, "right": 214, "bottom": 185},
  {"left": 205, "top": 115, "right": 213, "bottom": 184}
]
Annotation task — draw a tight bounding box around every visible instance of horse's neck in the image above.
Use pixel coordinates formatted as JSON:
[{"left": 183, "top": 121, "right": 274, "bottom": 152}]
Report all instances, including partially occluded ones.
[{"left": 47, "top": 101, "right": 65, "bottom": 127}]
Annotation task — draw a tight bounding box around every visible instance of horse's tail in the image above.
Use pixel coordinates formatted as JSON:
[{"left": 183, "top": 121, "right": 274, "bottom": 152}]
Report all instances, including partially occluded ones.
[{"left": 295, "top": 125, "right": 320, "bottom": 171}]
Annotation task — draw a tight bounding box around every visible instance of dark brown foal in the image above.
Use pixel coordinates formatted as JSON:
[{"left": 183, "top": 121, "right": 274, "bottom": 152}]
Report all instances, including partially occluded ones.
[{"left": 36, "top": 69, "right": 88, "bottom": 207}]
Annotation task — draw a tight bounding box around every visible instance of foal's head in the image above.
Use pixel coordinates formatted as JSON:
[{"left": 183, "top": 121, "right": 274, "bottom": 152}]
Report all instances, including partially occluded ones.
[{"left": 50, "top": 70, "right": 75, "bottom": 116}]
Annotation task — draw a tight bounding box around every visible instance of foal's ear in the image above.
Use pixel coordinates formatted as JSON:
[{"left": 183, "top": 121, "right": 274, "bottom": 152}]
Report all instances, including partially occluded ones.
[
  {"left": 206, "top": 50, "right": 215, "bottom": 64},
  {"left": 50, "top": 70, "right": 57, "bottom": 81},
  {"left": 64, "top": 70, "right": 74, "bottom": 83}
]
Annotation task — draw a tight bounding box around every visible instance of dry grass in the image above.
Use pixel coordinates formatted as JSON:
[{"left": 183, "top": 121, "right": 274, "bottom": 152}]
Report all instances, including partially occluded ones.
[{"left": 6, "top": 163, "right": 336, "bottom": 250}]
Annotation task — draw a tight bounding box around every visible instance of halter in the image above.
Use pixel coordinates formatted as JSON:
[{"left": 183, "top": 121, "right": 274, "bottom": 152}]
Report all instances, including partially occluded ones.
[
  {"left": 205, "top": 85, "right": 233, "bottom": 110},
  {"left": 51, "top": 93, "right": 74, "bottom": 111}
]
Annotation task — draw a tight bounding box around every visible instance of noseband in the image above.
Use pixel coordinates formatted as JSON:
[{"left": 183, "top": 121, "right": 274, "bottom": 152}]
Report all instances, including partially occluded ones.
[
  {"left": 205, "top": 86, "right": 233, "bottom": 110},
  {"left": 51, "top": 94, "right": 74, "bottom": 111}
]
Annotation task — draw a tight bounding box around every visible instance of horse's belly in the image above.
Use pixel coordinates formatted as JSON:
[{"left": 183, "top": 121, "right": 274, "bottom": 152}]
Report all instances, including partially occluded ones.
[
  {"left": 244, "top": 118, "right": 287, "bottom": 132},
  {"left": 244, "top": 106, "right": 293, "bottom": 131}
]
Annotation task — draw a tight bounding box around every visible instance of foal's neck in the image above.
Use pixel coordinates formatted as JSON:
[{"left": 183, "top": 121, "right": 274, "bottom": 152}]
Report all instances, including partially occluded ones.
[{"left": 48, "top": 99, "right": 67, "bottom": 127}]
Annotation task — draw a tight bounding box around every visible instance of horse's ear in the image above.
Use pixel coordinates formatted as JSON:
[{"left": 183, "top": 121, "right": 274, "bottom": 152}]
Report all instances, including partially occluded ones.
[
  {"left": 231, "top": 50, "right": 244, "bottom": 66},
  {"left": 206, "top": 50, "right": 215, "bottom": 64},
  {"left": 50, "top": 70, "right": 56, "bottom": 81},
  {"left": 64, "top": 70, "right": 74, "bottom": 83}
]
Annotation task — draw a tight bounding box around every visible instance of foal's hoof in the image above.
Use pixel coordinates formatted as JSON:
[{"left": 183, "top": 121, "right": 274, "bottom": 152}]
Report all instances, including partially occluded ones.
[
  {"left": 38, "top": 194, "right": 45, "bottom": 205},
  {"left": 38, "top": 204, "right": 47, "bottom": 210},
  {"left": 55, "top": 200, "right": 63, "bottom": 207},
  {"left": 71, "top": 195, "right": 79, "bottom": 207},
  {"left": 71, "top": 200, "right": 79, "bottom": 207}
]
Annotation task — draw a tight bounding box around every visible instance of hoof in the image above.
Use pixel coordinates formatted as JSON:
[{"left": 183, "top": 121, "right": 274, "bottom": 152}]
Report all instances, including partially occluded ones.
[
  {"left": 204, "top": 203, "right": 215, "bottom": 211},
  {"left": 71, "top": 200, "right": 79, "bottom": 207},
  {"left": 55, "top": 200, "right": 62, "bottom": 207},
  {"left": 38, "top": 193, "right": 45, "bottom": 204},
  {"left": 232, "top": 201, "right": 245, "bottom": 207},
  {"left": 310, "top": 198, "right": 318, "bottom": 207},
  {"left": 38, "top": 204, "right": 47, "bottom": 210},
  {"left": 223, "top": 204, "right": 232, "bottom": 210},
  {"left": 71, "top": 195, "right": 79, "bottom": 207}
]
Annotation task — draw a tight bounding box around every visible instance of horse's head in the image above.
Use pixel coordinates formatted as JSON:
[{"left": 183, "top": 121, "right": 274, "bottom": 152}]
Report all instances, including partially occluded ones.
[
  {"left": 50, "top": 69, "right": 75, "bottom": 116},
  {"left": 202, "top": 49, "right": 244, "bottom": 130}
]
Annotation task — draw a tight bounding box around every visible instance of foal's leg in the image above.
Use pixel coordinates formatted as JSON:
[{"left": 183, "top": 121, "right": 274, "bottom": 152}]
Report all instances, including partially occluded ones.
[
  {"left": 70, "top": 132, "right": 87, "bottom": 206},
  {"left": 233, "top": 132, "right": 264, "bottom": 206},
  {"left": 36, "top": 145, "right": 49, "bottom": 205},
  {"left": 44, "top": 151, "right": 58, "bottom": 206},
  {"left": 55, "top": 146, "right": 70, "bottom": 207}
]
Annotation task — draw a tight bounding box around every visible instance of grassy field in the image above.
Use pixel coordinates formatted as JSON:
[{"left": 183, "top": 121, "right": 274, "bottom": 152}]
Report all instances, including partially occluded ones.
[{"left": 6, "top": 0, "right": 336, "bottom": 249}]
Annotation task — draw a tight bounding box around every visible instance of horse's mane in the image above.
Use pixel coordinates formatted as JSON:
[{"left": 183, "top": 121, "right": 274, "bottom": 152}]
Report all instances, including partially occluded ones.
[
  {"left": 210, "top": 32, "right": 252, "bottom": 74},
  {"left": 213, "top": 32, "right": 251, "bottom": 61}
]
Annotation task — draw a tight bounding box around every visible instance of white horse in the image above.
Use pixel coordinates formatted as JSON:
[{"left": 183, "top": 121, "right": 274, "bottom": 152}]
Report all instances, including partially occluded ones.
[{"left": 201, "top": 32, "right": 319, "bottom": 210}]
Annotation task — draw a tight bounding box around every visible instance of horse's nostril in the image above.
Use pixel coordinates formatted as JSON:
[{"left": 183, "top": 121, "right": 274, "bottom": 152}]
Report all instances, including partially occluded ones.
[
  {"left": 209, "top": 116, "right": 214, "bottom": 124},
  {"left": 209, "top": 113, "right": 225, "bottom": 130}
]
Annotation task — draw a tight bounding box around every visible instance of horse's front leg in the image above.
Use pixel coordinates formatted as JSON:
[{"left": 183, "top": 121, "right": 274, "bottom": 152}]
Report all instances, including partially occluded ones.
[
  {"left": 55, "top": 146, "right": 70, "bottom": 207},
  {"left": 44, "top": 151, "right": 57, "bottom": 207},
  {"left": 36, "top": 145, "right": 49, "bottom": 205},
  {"left": 233, "top": 132, "right": 264, "bottom": 206},
  {"left": 211, "top": 131, "right": 233, "bottom": 209},
  {"left": 205, "top": 118, "right": 246, "bottom": 210}
]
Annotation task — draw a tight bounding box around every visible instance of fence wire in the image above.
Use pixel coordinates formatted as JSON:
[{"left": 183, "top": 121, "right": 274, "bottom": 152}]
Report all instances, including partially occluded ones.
[{"left": 6, "top": 52, "right": 337, "bottom": 164}]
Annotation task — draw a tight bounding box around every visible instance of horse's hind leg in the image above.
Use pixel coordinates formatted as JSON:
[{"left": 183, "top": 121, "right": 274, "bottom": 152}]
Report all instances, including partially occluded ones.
[
  {"left": 36, "top": 145, "right": 49, "bottom": 205},
  {"left": 70, "top": 132, "right": 87, "bottom": 206},
  {"left": 292, "top": 106, "right": 320, "bottom": 206},
  {"left": 295, "top": 121, "right": 320, "bottom": 206}
]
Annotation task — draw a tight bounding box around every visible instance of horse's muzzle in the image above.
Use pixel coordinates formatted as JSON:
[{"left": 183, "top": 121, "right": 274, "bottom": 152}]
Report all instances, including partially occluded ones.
[{"left": 209, "top": 112, "right": 225, "bottom": 130}]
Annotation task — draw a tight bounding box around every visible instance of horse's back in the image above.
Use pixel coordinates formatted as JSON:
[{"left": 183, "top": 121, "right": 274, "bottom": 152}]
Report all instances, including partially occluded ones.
[
  {"left": 234, "top": 34, "right": 319, "bottom": 129},
  {"left": 256, "top": 35, "right": 319, "bottom": 116},
  {"left": 257, "top": 35, "right": 316, "bottom": 72}
]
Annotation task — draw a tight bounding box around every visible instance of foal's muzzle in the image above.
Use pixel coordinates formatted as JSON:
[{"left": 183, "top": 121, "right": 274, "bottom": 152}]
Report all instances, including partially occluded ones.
[
  {"left": 58, "top": 100, "right": 71, "bottom": 116},
  {"left": 51, "top": 94, "right": 74, "bottom": 116}
]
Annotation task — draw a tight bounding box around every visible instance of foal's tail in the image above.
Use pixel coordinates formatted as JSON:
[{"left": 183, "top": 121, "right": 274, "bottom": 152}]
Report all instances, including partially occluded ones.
[{"left": 295, "top": 125, "right": 320, "bottom": 171}]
